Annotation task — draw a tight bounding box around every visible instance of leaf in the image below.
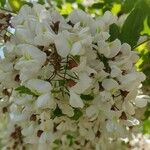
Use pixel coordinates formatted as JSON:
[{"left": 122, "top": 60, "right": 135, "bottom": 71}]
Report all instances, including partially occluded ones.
[
  {"left": 53, "top": 139, "right": 62, "bottom": 145},
  {"left": 53, "top": 105, "right": 63, "bottom": 117},
  {"left": 15, "top": 86, "right": 37, "bottom": 96},
  {"left": 143, "top": 120, "right": 150, "bottom": 134},
  {"left": 148, "top": 13, "right": 150, "bottom": 28},
  {"left": 120, "top": 7, "right": 146, "bottom": 48},
  {"left": 70, "top": 108, "right": 83, "bottom": 120},
  {"left": 122, "top": 0, "right": 137, "bottom": 13},
  {"left": 108, "top": 23, "right": 120, "bottom": 42},
  {"left": 0, "top": 0, "right": 6, "bottom": 7},
  {"left": 141, "top": 17, "right": 150, "bottom": 35},
  {"left": 80, "top": 94, "right": 94, "bottom": 101},
  {"left": 59, "top": 80, "right": 66, "bottom": 86},
  {"left": 8, "top": 0, "right": 22, "bottom": 12},
  {"left": 90, "top": 2, "right": 104, "bottom": 9},
  {"left": 38, "top": 0, "right": 45, "bottom": 5},
  {"left": 67, "top": 134, "right": 74, "bottom": 146}
]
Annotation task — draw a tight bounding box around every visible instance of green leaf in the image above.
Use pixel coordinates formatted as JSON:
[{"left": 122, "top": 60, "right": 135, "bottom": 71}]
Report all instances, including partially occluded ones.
[
  {"left": 59, "top": 80, "right": 66, "bottom": 86},
  {"left": 53, "top": 105, "right": 63, "bottom": 117},
  {"left": 141, "top": 17, "right": 150, "bottom": 35},
  {"left": 70, "top": 108, "right": 83, "bottom": 120},
  {"left": 15, "top": 86, "right": 37, "bottom": 96},
  {"left": 22, "top": 1, "right": 33, "bottom": 7},
  {"left": 148, "top": 14, "right": 150, "bottom": 27},
  {"left": 54, "top": 139, "right": 62, "bottom": 145},
  {"left": 120, "top": 6, "right": 146, "bottom": 48},
  {"left": 90, "top": 2, "right": 104, "bottom": 9},
  {"left": 0, "top": 0, "right": 6, "bottom": 7},
  {"left": 38, "top": 0, "right": 45, "bottom": 5},
  {"left": 8, "top": 0, "right": 22, "bottom": 12},
  {"left": 67, "top": 134, "right": 74, "bottom": 146},
  {"left": 143, "top": 120, "right": 150, "bottom": 134},
  {"left": 108, "top": 23, "right": 120, "bottom": 42},
  {"left": 122, "top": 0, "right": 137, "bottom": 13},
  {"left": 80, "top": 94, "right": 94, "bottom": 101}
]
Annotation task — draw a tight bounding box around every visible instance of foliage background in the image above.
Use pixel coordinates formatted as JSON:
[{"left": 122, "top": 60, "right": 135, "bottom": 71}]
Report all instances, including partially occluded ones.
[{"left": 0, "top": 0, "right": 150, "bottom": 141}]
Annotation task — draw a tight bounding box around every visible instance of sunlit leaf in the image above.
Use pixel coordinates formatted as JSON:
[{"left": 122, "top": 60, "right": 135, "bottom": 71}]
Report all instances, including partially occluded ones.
[
  {"left": 111, "top": 3, "right": 121, "bottom": 15},
  {"left": 8, "top": 0, "right": 22, "bottom": 12},
  {"left": 0, "top": 0, "right": 6, "bottom": 7},
  {"left": 143, "top": 120, "right": 150, "bottom": 134},
  {"left": 60, "top": 3, "right": 73, "bottom": 15}
]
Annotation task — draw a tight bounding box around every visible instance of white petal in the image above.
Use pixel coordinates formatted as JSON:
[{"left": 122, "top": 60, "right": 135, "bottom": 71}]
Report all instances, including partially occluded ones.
[
  {"left": 21, "top": 125, "right": 34, "bottom": 136},
  {"left": 36, "top": 93, "right": 54, "bottom": 108},
  {"left": 54, "top": 32, "right": 71, "bottom": 57},
  {"left": 86, "top": 105, "right": 98, "bottom": 120},
  {"left": 70, "top": 41, "right": 82, "bottom": 56},
  {"left": 123, "top": 101, "right": 135, "bottom": 115},
  {"left": 102, "top": 78, "right": 119, "bottom": 92},
  {"left": 108, "top": 39, "right": 121, "bottom": 58},
  {"left": 110, "top": 65, "right": 122, "bottom": 77},
  {"left": 134, "top": 95, "right": 149, "bottom": 108},
  {"left": 26, "top": 79, "right": 51, "bottom": 95},
  {"left": 69, "top": 90, "right": 84, "bottom": 108}
]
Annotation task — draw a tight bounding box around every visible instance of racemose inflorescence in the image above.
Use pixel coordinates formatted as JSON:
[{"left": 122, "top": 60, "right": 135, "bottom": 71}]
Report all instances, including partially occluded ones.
[{"left": 0, "top": 3, "right": 149, "bottom": 150}]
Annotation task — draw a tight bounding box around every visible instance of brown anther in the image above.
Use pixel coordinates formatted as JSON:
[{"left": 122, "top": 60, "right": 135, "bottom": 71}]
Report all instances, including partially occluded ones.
[
  {"left": 37, "top": 130, "right": 43, "bottom": 137},
  {"left": 2, "top": 89, "right": 11, "bottom": 96},
  {"left": 2, "top": 107, "right": 8, "bottom": 113},
  {"left": 30, "top": 114, "right": 37, "bottom": 121},
  {"left": 67, "top": 79, "right": 77, "bottom": 87},
  {"left": 68, "top": 59, "right": 78, "bottom": 69},
  {"left": 120, "top": 90, "right": 129, "bottom": 97},
  {"left": 14, "top": 74, "right": 20, "bottom": 82},
  {"left": 119, "top": 112, "right": 127, "bottom": 120}
]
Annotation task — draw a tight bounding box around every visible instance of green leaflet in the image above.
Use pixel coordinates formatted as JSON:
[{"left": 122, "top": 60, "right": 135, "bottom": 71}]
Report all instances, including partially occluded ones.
[
  {"left": 15, "top": 86, "right": 37, "bottom": 96},
  {"left": 80, "top": 94, "right": 94, "bottom": 101},
  {"left": 120, "top": 8, "right": 145, "bottom": 48},
  {"left": 120, "top": 0, "right": 149, "bottom": 48},
  {"left": 70, "top": 108, "right": 83, "bottom": 120},
  {"left": 38, "top": 0, "right": 45, "bottom": 5},
  {"left": 143, "top": 120, "right": 150, "bottom": 134},
  {"left": 53, "top": 105, "right": 63, "bottom": 117},
  {"left": 122, "top": 0, "right": 138, "bottom": 13},
  {"left": 108, "top": 23, "right": 120, "bottom": 42},
  {"left": 8, "top": 0, "right": 22, "bottom": 12},
  {"left": 0, "top": 0, "right": 6, "bottom": 7}
]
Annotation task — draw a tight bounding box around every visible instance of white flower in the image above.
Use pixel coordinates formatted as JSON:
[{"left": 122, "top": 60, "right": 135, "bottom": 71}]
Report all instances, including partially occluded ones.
[
  {"left": 36, "top": 93, "right": 55, "bottom": 109},
  {"left": 69, "top": 89, "right": 84, "bottom": 108},
  {"left": 21, "top": 124, "right": 34, "bottom": 136},
  {"left": 134, "top": 95, "right": 149, "bottom": 108},
  {"left": 25, "top": 79, "right": 51, "bottom": 95},
  {"left": 54, "top": 31, "right": 71, "bottom": 57},
  {"left": 0, "top": 3, "right": 148, "bottom": 150},
  {"left": 86, "top": 105, "right": 99, "bottom": 120},
  {"left": 122, "top": 101, "right": 135, "bottom": 115},
  {"left": 102, "top": 78, "right": 119, "bottom": 92}
]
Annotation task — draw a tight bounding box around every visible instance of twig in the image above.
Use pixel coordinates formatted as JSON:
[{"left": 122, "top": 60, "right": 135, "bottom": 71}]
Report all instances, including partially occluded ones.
[{"left": 133, "top": 38, "right": 150, "bottom": 49}]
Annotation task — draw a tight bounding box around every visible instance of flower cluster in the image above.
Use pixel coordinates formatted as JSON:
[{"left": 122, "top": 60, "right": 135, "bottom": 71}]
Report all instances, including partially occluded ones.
[{"left": 0, "top": 4, "right": 149, "bottom": 150}]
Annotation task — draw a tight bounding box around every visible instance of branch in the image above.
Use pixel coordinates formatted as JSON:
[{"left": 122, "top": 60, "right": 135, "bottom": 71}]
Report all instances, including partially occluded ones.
[{"left": 133, "top": 38, "right": 150, "bottom": 49}]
